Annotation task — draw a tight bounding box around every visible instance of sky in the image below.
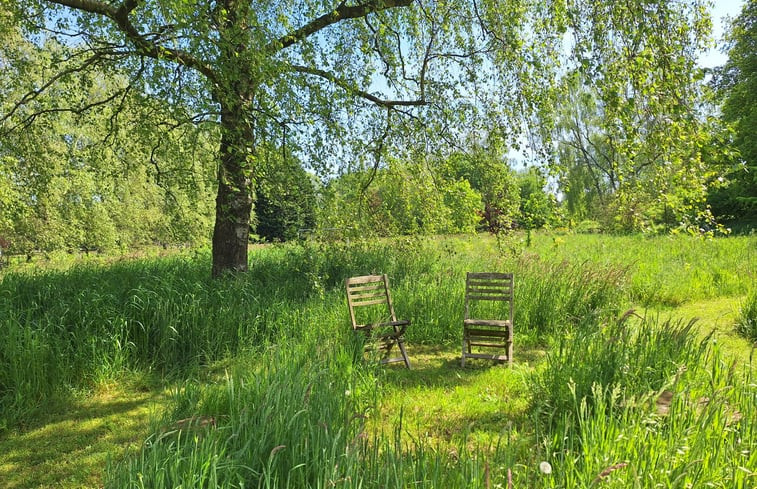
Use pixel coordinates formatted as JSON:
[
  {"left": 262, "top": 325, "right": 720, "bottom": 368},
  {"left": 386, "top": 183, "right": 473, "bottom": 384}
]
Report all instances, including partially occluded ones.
[{"left": 700, "top": 0, "right": 745, "bottom": 68}]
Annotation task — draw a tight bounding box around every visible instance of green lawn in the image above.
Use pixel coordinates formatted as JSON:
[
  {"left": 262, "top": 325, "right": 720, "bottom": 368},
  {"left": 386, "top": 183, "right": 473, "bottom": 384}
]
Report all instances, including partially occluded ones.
[{"left": 0, "top": 384, "right": 166, "bottom": 489}]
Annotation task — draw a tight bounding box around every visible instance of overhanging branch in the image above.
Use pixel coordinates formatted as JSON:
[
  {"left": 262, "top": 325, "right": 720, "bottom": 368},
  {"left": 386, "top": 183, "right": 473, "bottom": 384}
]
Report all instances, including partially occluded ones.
[
  {"left": 290, "top": 64, "right": 425, "bottom": 108},
  {"left": 269, "top": 0, "right": 414, "bottom": 52},
  {"left": 47, "top": 0, "right": 218, "bottom": 83},
  {"left": 3, "top": 89, "right": 129, "bottom": 135},
  {"left": 0, "top": 51, "right": 104, "bottom": 127}
]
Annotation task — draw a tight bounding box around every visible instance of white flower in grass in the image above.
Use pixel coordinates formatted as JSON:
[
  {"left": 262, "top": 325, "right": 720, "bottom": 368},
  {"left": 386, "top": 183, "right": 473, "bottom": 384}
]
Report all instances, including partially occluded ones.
[{"left": 539, "top": 461, "right": 552, "bottom": 475}]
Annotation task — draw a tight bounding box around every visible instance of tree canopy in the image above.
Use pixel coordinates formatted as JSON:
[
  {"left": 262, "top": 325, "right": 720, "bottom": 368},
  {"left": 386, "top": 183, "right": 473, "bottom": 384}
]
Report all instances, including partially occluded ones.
[{"left": 0, "top": 29, "right": 216, "bottom": 254}]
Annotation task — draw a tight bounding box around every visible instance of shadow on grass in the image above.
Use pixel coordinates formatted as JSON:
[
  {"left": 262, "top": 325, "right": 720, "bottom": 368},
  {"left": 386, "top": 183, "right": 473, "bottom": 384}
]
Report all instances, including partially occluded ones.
[{"left": 379, "top": 343, "right": 546, "bottom": 390}]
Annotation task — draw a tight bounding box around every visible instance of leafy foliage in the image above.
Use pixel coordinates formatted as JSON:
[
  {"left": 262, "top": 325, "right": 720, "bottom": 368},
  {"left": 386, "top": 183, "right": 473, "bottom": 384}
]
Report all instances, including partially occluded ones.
[
  {"left": 254, "top": 149, "right": 317, "bottom": 242},
  {"left": 553, "top": 79, "right": 725, "bottom": 233},
  {"left": 515, "top": 167, "right": 557, "bottom": 229},
  {"left": 2, "top": 0, "right": 722, "bottom": 273},
  {"left": 443, "top": 149, "right": 520, "bottom": 233},
  {"left": 319, "top": 161, "right": 482, "bottom": 237},
  {"left": 0, "top": 36, "right": 216, "bottom": 255},
  {"left": 712, "top": 0, "right": 757, "bottom": 221}
]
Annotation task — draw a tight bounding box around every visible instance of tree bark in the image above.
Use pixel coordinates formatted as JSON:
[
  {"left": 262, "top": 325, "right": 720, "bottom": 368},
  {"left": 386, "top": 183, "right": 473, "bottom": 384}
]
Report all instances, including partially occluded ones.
[{"left": 211, "top": 103, "right": 254, "bottom": 277}]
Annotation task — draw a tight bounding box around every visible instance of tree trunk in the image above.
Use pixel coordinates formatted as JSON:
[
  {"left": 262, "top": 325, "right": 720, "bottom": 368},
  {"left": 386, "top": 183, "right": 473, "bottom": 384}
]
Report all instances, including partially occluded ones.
[{"left": 211, "top": 104, "right": 254, "bottom": 277}]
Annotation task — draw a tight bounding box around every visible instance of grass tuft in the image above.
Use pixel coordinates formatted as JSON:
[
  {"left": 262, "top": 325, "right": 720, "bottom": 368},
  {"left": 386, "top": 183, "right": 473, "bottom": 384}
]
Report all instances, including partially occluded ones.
[{"left": 736, "top": 289, "right": 757, "bottom": 343}]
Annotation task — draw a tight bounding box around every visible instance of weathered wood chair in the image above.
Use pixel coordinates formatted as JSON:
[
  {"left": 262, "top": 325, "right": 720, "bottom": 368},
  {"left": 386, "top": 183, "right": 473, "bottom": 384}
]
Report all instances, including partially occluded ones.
[
  {"left": 461, "top": 272, "right": 513, "bottom": 367},
  {"left": 345, "top": 274, "right": 411, "bottom": 368}
]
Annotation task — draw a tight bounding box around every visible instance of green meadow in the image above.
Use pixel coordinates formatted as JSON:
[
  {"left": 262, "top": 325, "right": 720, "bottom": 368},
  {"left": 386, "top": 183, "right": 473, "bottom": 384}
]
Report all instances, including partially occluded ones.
[{"left": 0, "top": 232, "right": 755, "bottom": 488}]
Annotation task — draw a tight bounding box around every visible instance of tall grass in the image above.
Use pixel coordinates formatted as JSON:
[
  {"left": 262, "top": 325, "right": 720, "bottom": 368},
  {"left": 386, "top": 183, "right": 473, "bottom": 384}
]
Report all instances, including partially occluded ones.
[
  {"left": 107, "top": 338, "right": 363, "bottom": 488},
  {"left": 531, "top": 312, "right": 710, "bottom": 431},
  {"left": 529, "top": 312, "right": 756, "bottom": 487},
  {"left": 1, "top": 235, "right": 630, "bottom": 430},
  {"left": 527, "top": 233, "right": 755, "bottom": 306},
  {"left": 2, "top": 233, "right": 755, "bottom": 488},
  {"left": 538, "top": 370, "right": 756, "bottom": 488},
  {"left": 0, "top": 239, "right": 444, "bottom": 429},
  {"left": 382, "top": 236, "right": 627, "bottom": 346},
  {"left": 107, "top": 297, "right": 756, "bottom": 488},
  {"left": 106, "top": 337, "right": 512, "bottom": 489}
]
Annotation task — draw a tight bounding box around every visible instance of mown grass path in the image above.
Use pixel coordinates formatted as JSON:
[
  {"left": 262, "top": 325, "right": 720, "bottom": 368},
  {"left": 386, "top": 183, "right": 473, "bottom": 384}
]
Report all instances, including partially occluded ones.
[{"left": 647, "top": 294, "right": 754, "bottom": 366}]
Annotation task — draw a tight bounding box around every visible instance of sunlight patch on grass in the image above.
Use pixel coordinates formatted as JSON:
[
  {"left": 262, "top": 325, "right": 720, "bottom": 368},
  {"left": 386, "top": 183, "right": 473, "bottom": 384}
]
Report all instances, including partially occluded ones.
[
  {"left": 369, "top": 345, "right": 545, "bottom": 449},
  {"left": 0, "top": 386, "right": 167, "bottom": 489},
  {"left": 643, "top": 295, "right": 755, "bottom": 366}
]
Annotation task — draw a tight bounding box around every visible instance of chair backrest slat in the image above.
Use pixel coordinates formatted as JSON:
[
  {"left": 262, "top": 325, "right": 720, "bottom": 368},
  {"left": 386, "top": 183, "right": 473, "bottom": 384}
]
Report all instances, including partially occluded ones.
[
  {"left": 347, "top": 274, "right": 386, "bottom": 285},
  {"left": 464, "top": 272, "right": 513, "bottom": 321},
  {"left": 346, "top": 274, "right": 397, "bottom": 329},
  {"left": 349, "top": 297, "right": 388, "bottom": 307}
]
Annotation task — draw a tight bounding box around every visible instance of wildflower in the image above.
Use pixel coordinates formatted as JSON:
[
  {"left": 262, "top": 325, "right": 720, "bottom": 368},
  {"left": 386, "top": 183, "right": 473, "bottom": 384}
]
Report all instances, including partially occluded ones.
[
  {"left": 593, "top": 462, "right": 628, "bottom": 483},
  {"left": 539, "top": 461, "right": 552, "bottom": 475}
]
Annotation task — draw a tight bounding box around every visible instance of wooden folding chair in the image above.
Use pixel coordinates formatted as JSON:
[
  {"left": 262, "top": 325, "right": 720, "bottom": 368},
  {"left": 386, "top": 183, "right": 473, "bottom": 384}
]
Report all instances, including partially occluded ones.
[
  {"left": 461, "top": 272, "right": 513, "bottom": 367},
  {"left": 345, "top": 274, "right": 411, "bottom": 368}
]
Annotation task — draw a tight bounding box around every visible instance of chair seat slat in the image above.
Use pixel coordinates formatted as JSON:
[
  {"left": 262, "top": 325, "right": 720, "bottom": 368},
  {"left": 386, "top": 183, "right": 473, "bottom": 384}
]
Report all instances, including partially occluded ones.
[
  {"left": 463, "top": 352, "right": 509, "bottom": 361},
  {"left": 466, "top": 340, "right": 508, "bottom": 348},
  {"left": 464, "top": 319, "right": 511, "bottom": 327},
  {"left": 354, "top": 320, "right": 409, "bottom": 329},
  {"left": 465, "top": 329, "right": 510, "bottom": 338}
]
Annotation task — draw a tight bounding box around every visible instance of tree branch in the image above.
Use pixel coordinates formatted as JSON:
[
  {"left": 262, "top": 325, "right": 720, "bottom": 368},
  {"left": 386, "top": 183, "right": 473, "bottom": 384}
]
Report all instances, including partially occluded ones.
[
  {"left": 290, "top": 64, "right": 426, "bottom": 108},
  {"left": 3, "top": 89, "right": 129, "bottom": 135},
  {"left": 47, "top": 0, "right": 218, "bottom": 83},
  {"left": 269, "top": 0, "right": 414, "bottom": 52},
  {"left": 361, "top": 107, "right": 392, "bottom": 193},
  {"left": 0, "top": 51, "right": 104, "bottom": 127}
]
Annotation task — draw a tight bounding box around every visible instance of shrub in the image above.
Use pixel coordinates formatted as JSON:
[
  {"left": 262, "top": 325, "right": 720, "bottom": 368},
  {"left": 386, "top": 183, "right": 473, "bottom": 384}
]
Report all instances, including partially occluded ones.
[{"left": 736, "top": 289, "right": 757, "bottom": 342}]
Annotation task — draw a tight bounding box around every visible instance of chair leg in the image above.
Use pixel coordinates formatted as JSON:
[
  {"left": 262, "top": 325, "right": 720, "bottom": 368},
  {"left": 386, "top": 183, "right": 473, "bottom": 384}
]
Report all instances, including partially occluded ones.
[
  {"left": 461, "top": 336, "right": 467, "bottom": 367},
  {"left": 397, "top": 338, "right": 411, "bottom": 369},
  {"left": 506, "top": 340, "right": 513, "bottom": 366}
]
